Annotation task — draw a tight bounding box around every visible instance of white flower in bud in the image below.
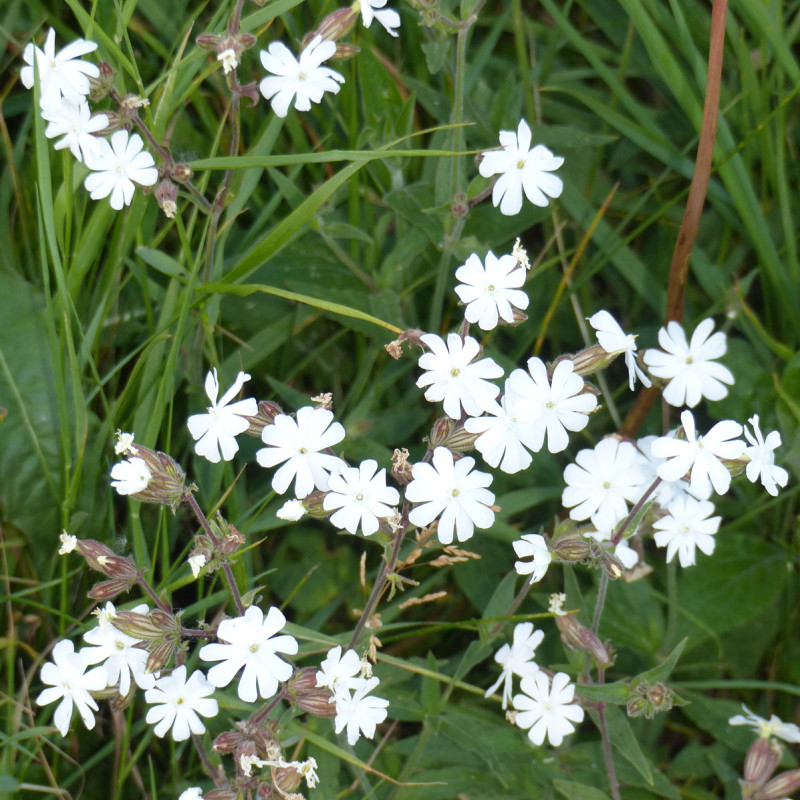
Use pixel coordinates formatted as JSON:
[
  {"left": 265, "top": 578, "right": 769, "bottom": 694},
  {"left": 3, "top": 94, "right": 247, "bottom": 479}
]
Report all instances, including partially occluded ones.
[{"left": 188, "top": 554, "right": 207, "bottom": 579}]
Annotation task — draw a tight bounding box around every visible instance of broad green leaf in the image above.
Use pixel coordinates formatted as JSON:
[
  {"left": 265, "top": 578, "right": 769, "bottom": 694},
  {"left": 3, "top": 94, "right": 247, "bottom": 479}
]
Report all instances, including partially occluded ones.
[{"left": 554, "top": 780, "right": 611, "bottom": 800}]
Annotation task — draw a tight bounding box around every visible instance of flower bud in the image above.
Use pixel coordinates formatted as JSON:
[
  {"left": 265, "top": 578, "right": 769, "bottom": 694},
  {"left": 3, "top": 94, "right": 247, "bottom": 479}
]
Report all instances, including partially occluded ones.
[
  {"left": 286, "top": 667, "right": 337, "bottom": 717},
  {"left": 758, "top": 769, "right": 800, "bottom": 800},
  {"left": 427, "top": 417, "right": 478, "bottom": 454},
  {"left": 598, "top": 548, "right": 626, "bottom": 580},
  {"left": 205, "top": 791, "right": 237, "bottom": 800},
  {"left": 274, "top": 765, "right": 302, "bottom": 794},
  {"left": 556, "top": 344, "right": 615, "bottom": 377},
  {"left": 172, "top": 162, "right": 194, "bottom": 183},
  {"left": 744, "top": 736, "right": 781, "bottom": 787},
  {"left": 301, "top": 490, "right": 332, "bottom": 519},
  {"left": 213, "top": 729, "right": 243, "bottom": 754},
  {"left": 76, "top": 539, "right": 138, "bottom": 580},
  {"left": 112, "top": 444, "right": 192, "bottom": 511},
  {"left": 551, "top": 535, "right": 593, "bottom": 563},
  {"left": 627, "top": 680, "right": 675, "bottom": 719},
  {"left": 87, "top": 578, "right": 135, "bottom": 600},
  {"left": 555, "top": 613, "right": 613, "bottom": 668},
  {"left": 331, "top": 42, "right": 360, "bottom": 60},
  {"left": 88, "top": 60, "right": 115, "bottom": 100},
  {"left": 305, "top": 7, "right": 359, "bottom": 45},
  {"left": 113, "top": 609, "right": 170, "bottom": 640},
  {"left": 146, "top": 638, "right": 178, "bottom": 673},
  {"left": 503, "top": 308, "right": 528, "bottom": 327},
  {"left": 243, "top": 400, "right": 284, "bottom": 437},
  {"left": 196, "top": 33, "right": 223, "bottom": 50}
]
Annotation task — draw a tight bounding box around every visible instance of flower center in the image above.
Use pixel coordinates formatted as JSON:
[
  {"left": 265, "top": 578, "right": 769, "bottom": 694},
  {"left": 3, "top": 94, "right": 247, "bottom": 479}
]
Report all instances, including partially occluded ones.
[
  {"left": 487, "top": 283, "right": 496, "bottom": 293},
  {"left": 299, "top": 446, "right": 308, "bottom": 454},
  {"left": 516, "top": 159, "right": 525, "bottom": 169},
  {"left": 250, "top": 643, "right": 260, "bottom": 653},
  {"left": 299, "top": 71, "right": 307, "bottom": 81},
  {"left": 450, "top": 367, "right": 460, "bottom": 377},
  {"left": 355, "top": 492, "right": 364, "bottom": 502},
  {"left": 176, "top": 697, "right": 185, "bottom": 705},
  {"left": 685, "top": 355, "right": 694, "bottom": 364},
  {"left": 603, "top": 481, "right": 611, "bottom": 489},
  {"left": 546, "top": 400, "right": 555, "bottom": 409},
  {"left": 115, "top": 640, "right": 126, "bottom": 651},
  {"left": 451, "top": 488, "right": 460, "bottom": 497}
]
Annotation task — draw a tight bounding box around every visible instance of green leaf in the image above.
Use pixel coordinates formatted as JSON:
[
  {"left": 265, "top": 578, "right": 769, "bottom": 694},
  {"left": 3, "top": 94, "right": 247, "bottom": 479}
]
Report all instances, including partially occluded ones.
[
  {"left": 422, "top": 651, "right": 441, "bottom": 713},
  {"left": 576, "top": 682, "right": 631, "bottom": 705},
  {"left": 634, "top": 638, "right": 687, "bottom": 686},
  {"left": 553, "top": 779, "right": 611, "bottom": 800},
  {"left": 604, "top": 705, "right": 654, "bottom": 785}
]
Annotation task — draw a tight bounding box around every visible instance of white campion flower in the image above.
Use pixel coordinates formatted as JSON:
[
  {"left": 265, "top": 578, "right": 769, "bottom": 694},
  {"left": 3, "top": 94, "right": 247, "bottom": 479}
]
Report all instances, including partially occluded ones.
[
  {"left": 743, "top": 415, "right": 788, "bottom": 497},
  {"left": 652, "top": 495, "right": 720, "bottom": 567},
  {"left": 416, "top": 332, "right": 503, "bottom": 420},
  {"left": 58, "top": 531, "right": 77, "bottom": 555},
  {"left": 110, "top": 456, "right": 152, "bottom": 495},
  {"left": 512, "top": 671, "right": 584, "bottom": 747},
  {"left": 651, "top": 410, "right": 745, "bottom": 499},
  {"left": 643, "top": 318, "right": 734, "bottom": 408},
  {"left": 561, "top": 437, "right": 647, "bottom": 533},
  {"left": 333, "top": 676, "right": 389, "bottom": 745},
  {"left": 199, "top": 605, "right": 298, "bottom": 703},
  {"left": 256, "top": 406, "right": 346, "bottom": 498},
  {"left": 187, "top": 369, "right": 258, "bottom": 463},
  {"left": 405, "top": 447, "right": 495, "bottom": 544},
  {"left": 21, "top": 28, "right": 99, "bottom": 105},
  {"left": 506, "top": 357, "right": 597, "bottom": 453},
  {"left": 41, "top": 98, "right": 108, "bottom": 162},
  {"left": 454, "top": 251, "right": 529, "bottom": 331},
  {"left": 259, "top": 35, "right": 345, "bottom": 118},
  {"left": 276, "top": 499, "right": 307, "bottom": 521},
  {"left": 636, "top": 434, "right": 695, "bottom": 509},
  {"left": 37, "top": 639, "right": 108, "bottom": 736},
  {"left": 512, "top": 533, "right": 551, "bottom": 584},
  {"left": 316, "top": 645, "right": 362, "bottom": 694},
  {"left": 484, "top": 622, "right": 543, "bottom": 709},
  {"left": 83, "top": 130, "right": 158, "bottom": 210},
  {"left": 323, "top": 459, "right": 400, "bottom": 535},
  {"left": 588, "top": 310, "right": 651, "bottom": 391},
  {"left": 360, "top": 0, "right": 401, "bottom": 36},
  {"left": 478, "top": 119, "right": 564, "bottom": 216},
  {"left": 178, "top": 789, "right": 203, "bottom": 800},
  {"left": 144, "top": 665, "right": 218, "bottom": 740},
  {"left": 729, "top": 705, "right": 800, "bottom": 742}
]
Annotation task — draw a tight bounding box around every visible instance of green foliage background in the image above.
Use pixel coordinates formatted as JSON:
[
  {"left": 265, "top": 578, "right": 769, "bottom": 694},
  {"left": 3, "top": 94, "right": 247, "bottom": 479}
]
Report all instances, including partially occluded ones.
[{"left": 1, "top": 0, "right": 798, "bottom": 798}]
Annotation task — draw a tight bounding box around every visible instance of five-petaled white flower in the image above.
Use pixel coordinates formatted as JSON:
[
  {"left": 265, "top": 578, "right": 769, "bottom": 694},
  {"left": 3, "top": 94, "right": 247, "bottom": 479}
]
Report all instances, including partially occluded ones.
[
  {"left": 405, "top": 447, "right": 495, "bottom": 544},
  {"left": 110, "top": 456, "right": 152, "bottom": 495},
  {"left": 333, "top": 676, "right": 389, "bottom": 745},
  {"left": 562, "top": 437, "right": 647, "bottom": 533},
  {"left": 652, "top": 495, "right": 721, "bottom": 567},
  {"left": 479, "top": 120, "right": 564, "bottom": 216},
  {"left": 729, "top": 705, "right": 800, "bottom": 742},
  {"left": 187, "top": 369, "right": 258, "bottom": 463},
  {"left": 360, "top": 0, "right": 401, "bottom": 36},
  {"left": 651, "top": 410, "right": 745, "bottom": 499},
  {"left": 588, "top": 310, "right": 651, "bottom": 391},
  {"left": 643, "top": 318, "right": 734, "bottom": 408},
  {"left": 83, "top": 129, "right": 158, "bottom": 210},
  {"left": 512, "top": 671, "right": 584, "bottom": 747},
  {"left": 455, "top": 251, "right": 529, "bottom": 331},
  {"left": 416, "top": 332, "right": 503, "bottom": 420},
  {"left": 41, "top": 99, "right": 108, "bottom": 162},
  {"left": 506, "top": 357, "right": 597, "bottom": 453},
  {"left": 256, "top": 406, "right": 346, "bottom": 498},
  {"left": 21, "top": 28, "right": 99, "bottom": 105},
  {"left": 484, "top": 622, "right": 543, "bottom": 709},
  {"left": 37, "top": 639, "right": 108, "bottom": 736},
  {"left": 512, "top": 533, "right": 552, "bottom": 584},
  {"left": 144, "top": 665, "right": 218, "bottom": 740},
  {"left": 199, "top": 605, "right": 298, "bottom": 703},
  {"left": 259, "top": 36, "right": 345, "bottom": 118},
  {"left": 316, "top": 645, "right": 362, "bottom": 694},
  {"left": 744, "top": 415, "right": 788, "bottom": 497},
  {"left": 323, "top": 459, "right": 400, "bottom": 535}
]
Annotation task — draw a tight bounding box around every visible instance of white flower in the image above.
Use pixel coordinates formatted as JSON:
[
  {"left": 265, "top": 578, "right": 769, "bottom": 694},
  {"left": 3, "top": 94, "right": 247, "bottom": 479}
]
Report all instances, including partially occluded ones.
[
  {"left": 21, "top": 28, "right": 99, "bottom": 105},
  {"left": 114, "top": 431, "right": 137, "bottom": 455},
  {"left": 333, "top": 676, "right": 389, "bottom": 746},
  {"left": 512, "top": 533, "right": 552, "bottom": 584},
  {"left": 217, "top": 48, "right": 238, "bottom": 73},
  {"left": 110, "top": 457, "right": 152, "bottom": 495},
  {"left": 83, "top": 130, "right": 158, "bottom": 210},
  {"left": 187, "top": 369, "right": 258, "bottom": 463},
  {"left": 41, "top": 98, "right": 108, "bottom": 162},
  {"left": 316, "top": 645, "right": 362, "bottom": 694},
  {"left": 643, "top": 318, "right": 734, "bottom": 408},
  {"left": 729, "top": 705, "right": 800, "bottom": 742},
  {"left": 405, "top": 447, "right": 495, "bottom": 544},
  {"left": 512, "top": 671, "right": 584, "bottom": 747},
  {"left": 464, "top": 389, "right": 533, "bottom": 474},
  {"left": 199, "top": 605, "right": 298, "bottom": 703},
  {"left": 744, "top": 415, "right": 788, "bottom": 497},
  {"left": 178, "top": 788, "right": 203, "bottom": 800},
  {"left": 323, "top": 459, "right": 400, "bottom": 535},
  {"left": 455, "top": 251, "right": 529, "bottom": 331},
  {"left": 144, "top": 665, "right": 218, "bottom": 740},
  {"left": 562, "top": 437, "right": 647, "bottom": 533},
  {"left": 188, "top": 554, "right": 207, "bottom": 579},
  {"left": 588, "top": 310, "right": 651, "bottom": 391},
  {"left": 82, "top": 602, "right": 155, "bottom": 694},
  {"left": 653, "top": 495, "right": 720, "bottom": 567},
  {"left": 416, "top": 332, "right": 503, "bottom": 419},
  {"left": 256, "top": 406, "right": 346, "bottom": 498},
  {"left": 478, "top": 120, "right": 564, "bottom": 216},
  {"left": 484, "top": 622, "right": 543, "bottom": 709},
  {"left": 259, "top": 36, "right": 344, "bottom": 118},
  {"left": 36, "top": 639, "right": 107, "bottom": 736},
  {"left": 651, "top": 410, "right": 745, "bottom": 499},
  {"left": 506, "top": 357, "right": 597, "bottom": 453},
  {"left": 277, "top": 499, "right": 307, "bottom": 521},
  {"left": 636, "top": 435, "right": 695, "bottom": 508},
  {"left": 360, "top": 0, "right": 401, "bottom": 36},
  {"left": 58, "top": 531, "right": 77, "bottom": 555}
]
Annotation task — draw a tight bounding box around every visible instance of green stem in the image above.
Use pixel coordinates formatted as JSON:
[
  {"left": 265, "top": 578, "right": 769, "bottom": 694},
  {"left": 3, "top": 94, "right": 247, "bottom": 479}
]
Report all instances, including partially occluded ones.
[{"left": 591, "top": 571, "right": 609, "bottom": 634}]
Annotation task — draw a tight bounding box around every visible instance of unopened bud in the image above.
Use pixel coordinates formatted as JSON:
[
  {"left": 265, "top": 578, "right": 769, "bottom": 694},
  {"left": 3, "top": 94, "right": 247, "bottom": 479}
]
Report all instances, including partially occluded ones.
[
  {"left": 244, "top": 400, "right": 284, "bottom": 437},
  {"left": 331, "top": 42, "right": 360, "bottom": 60},
  {"left": 551, "top": 535, "right": 593, "bottom": 563},
  {"left": 301, "top": 490, "right": 331, "bottom": 519},
  {"left": 598, "top": 548, "right": 626, "bottom": 580},
  {"left": 94, "top": 111, "right": 125, "bottom": 136},
  {"left": 562, "top": 344, "right": 618, "bottom": 378},
  {"left": 88, "top": 60, "right": 115, "bottom": 100},
  {"left": 627, "top": 680, "right": 675, "bottom": 720},
  {"left": 555, "top": 613, "right": 613, "bottom": 668},
  {"left": 392, "top": 447, "right": 413, "bottom": 486},
  {"left": 76, "top": 540, "right": 138, "bottom": 579},
  {"left": 306, "top": 7, "right": 359, "bottom": 45},
  {"left": 504, "top": 307, "right": 528, "bottom": 327},
  {"left": 286, "top": 667, "right": 337, "bottom": 717},
  {"left": 196, "top": 33, "right": 223, "bottom": 50},
  {"left": 744, "top": 736, "right": 781, "bottom": 787},
  {"left": 172, "top": 162, "right": 194, "bottom": 183},
  {"left": 758, "top": 769, "right": 800, "bottom": 800},
  {"left": 273, "top": 765, "right": 302, "bottom": 794},
  {"left": 146, "top": 638, "right": 178, "bottom": 673},
  {"left": 87, "top": 578, "right": 135, "bottom": 600},
  {"left": 427, "top": 418, "right": 478, "bottom": 454}
]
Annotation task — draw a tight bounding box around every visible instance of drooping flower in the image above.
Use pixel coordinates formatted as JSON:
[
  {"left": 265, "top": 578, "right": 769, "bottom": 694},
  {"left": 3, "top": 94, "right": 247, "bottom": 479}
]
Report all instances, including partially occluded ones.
[
  {"left": 187, "top": 369, "right": 258, "bottom": 463},
  {"left": 484, "top": 622, "right": 543, "bottom": 709},
  {"left": 478, "top": 120, "right": 564, "bottom": 216},
  {"left": 315, "top": 645, "right": 362, "bottom": 694},
  {"left": 512, "top": 533, "right": 551, "bottom": 584},
  {"left": 416, "top": 333, "right": 503, "bottom": 419},
  {"left": 588, "top": 310, "right": 651, "bottom": 391},
  {"left": 110, "top": 457, "right": 152, "bottom": 495},
  {"left": 83, "top": 129, "right": 159, "bottom": 210},
  {"left": 199, "top": 605, "right": 299, "bottom": 703},
  {"left": 743, "top": 415, "right": 789, "bottom": 497},
  {"left": 643, "top": 318, "right": 734, "bottom": 408},
  {"left": 729, "top": 705, "right": 800, "bottom": 743},
  {"left": 41, "top": 98, "right": 108, "bottom": 162},
  {"left": 360, "top": 0, "right": 401, "bottom": 36},
  {"left": 333, "top": 676, "right": 389, "bottom": 745},
  {"left": 259, "top": 36, "right": 344, "bottom": 118},
  {"left": 512, "top": 671, "right": 584, "bottom": 747},
  {"left": 256, "top": 406, "right": 346, "bottom": 498},
  {"left": 144, "top": 665, "right": 218, "bottom": 740},
  {"left": 323, "top": 459, "right": 400, "bottom": 535},
  {"left": 653, "top": 495, "right": 720, "bottom": 567},
  {"left": 36, "top": 639, "right": 108, "bottom": 736},
  {"left": 506, "top": 357, "right": 597, "bottom": 453},
  {"left": 405, "top": 447, "right": 495, "bottom": 544},
  {"left": 454, "top": 251, "right": 529, "bottom": 331}
]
